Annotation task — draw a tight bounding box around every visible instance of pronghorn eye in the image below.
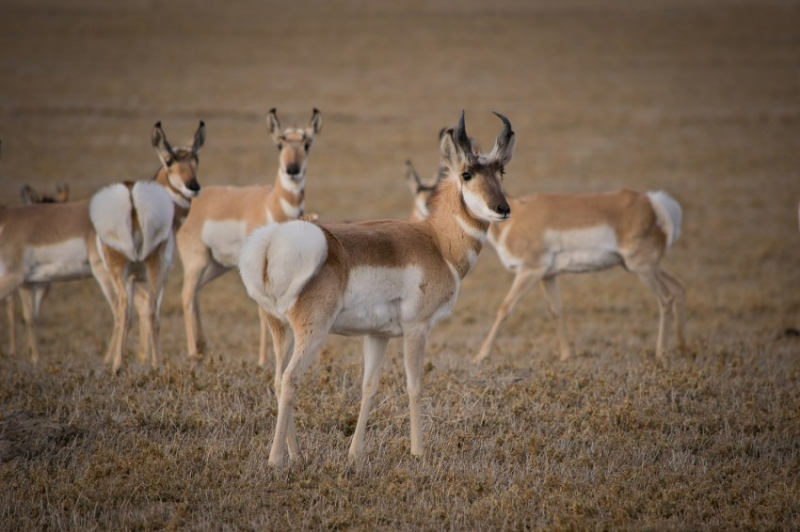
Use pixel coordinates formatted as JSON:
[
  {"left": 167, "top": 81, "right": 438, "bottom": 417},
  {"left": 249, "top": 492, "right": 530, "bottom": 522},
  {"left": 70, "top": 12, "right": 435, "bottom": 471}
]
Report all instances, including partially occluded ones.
[
  {"left": 499, "top": 167, "right": 506, "bottom": 179},
  {"left": 462, "top": 171, "right": 472, "bottom": 181}
]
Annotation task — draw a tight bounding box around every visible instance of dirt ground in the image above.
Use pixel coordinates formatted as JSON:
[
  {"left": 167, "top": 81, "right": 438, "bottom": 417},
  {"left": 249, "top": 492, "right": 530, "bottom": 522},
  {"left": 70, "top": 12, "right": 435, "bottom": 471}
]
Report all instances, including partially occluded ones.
[{"left": 1, "top": 0, "right": 799, "bottom": 529}]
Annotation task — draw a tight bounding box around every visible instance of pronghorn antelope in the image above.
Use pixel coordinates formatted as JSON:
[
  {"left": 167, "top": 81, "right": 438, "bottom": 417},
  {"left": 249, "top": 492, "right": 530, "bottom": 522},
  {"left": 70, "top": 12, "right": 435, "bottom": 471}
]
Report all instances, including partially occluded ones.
[
  {"left": 177, "top": 108, "right": 322, "bottom": 365},
  {"left": 0, "top": 122, "right": 204, "bottom": 368},
  {"left": 91, "top": 121, "right": 205, "bottom": 374},
  {"left": 4, "top": 184, "right": 71, "bottom": 357},
  {"left": 239, "top": 111, "right": 514, "bottom": 467},
  {"left": 473, "top": 191, "right": 686, "bottom": 363},
  {"left": 20, "top": 184, "right": 70, "bottom": 205},
  {"left": 406, "top": 162, "right": 686, "bottom": 363},
  {"left": 404, "top": 160, "right": 439, "bottom": 222}
]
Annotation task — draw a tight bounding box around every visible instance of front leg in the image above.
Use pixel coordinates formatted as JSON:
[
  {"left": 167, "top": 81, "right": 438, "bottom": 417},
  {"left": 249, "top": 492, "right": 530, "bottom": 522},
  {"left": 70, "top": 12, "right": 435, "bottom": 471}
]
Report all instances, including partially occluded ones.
[
  {"left": 349, "top": 335, "right": 390, "bottom": 461},
  {"left": 403, "top": 325, "right": 430, "bottom": 457}
]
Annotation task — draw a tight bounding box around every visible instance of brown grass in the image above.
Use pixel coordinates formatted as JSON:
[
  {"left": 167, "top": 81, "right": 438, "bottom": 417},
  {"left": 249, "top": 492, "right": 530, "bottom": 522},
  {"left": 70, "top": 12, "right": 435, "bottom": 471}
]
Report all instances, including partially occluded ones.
[{"left": 2, "top": 0, "right": 800, "bottom": 529}]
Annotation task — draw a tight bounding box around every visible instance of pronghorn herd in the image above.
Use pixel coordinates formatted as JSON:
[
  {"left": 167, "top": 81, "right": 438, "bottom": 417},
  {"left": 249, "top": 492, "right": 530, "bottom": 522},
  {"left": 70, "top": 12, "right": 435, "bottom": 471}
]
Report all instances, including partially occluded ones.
[{"left": 0, "top": 109, "right": 687, "bottom": 465}]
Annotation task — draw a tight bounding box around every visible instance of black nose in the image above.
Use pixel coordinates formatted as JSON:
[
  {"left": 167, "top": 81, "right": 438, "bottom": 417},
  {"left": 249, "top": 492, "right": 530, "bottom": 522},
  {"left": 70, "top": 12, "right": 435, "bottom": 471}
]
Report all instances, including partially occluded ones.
[
  {"left": 187, "top": 179, "right": 200, "bottom": 192},
  {"left": 496, "top": 203, "right": 511, "bottom": 217},
  {"left": 286, "top": 164, "right": 300, "bottom": 176}
]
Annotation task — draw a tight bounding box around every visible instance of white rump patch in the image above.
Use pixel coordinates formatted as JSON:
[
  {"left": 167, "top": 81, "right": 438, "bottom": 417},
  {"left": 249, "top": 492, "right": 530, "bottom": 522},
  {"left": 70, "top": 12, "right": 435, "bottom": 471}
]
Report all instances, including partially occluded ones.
[
  {"left": 132, "top": 181, "right": 174, "bottom": 260},
  {"left": 647, "top": 191, "right": 683, "bottom": 248},
  {"left": 90, "top": 182, "right": 174, "bottom": 262},
  {"left": 543, "top": 225, "right": 622, "bottom": 275},
  {"left": 238, "top": 220, "right": 328, "bottom": 316},
  {"left": 202, "top": 220, "right": 247, "bottom": 268},
  {"left": 90, "top": 184, "right": 136, "bottom": 261}
]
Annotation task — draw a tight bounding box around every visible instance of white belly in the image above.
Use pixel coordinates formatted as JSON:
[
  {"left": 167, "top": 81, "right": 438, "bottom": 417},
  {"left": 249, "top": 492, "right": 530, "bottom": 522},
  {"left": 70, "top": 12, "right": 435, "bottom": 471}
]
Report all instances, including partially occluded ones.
[
  {"left": 202, "top": 220, "right": 248, "bottom": 268},
  {"left": 25, "top": 238, "right": 90, "bottom": 282},
  {"left": 543, "top": 225, "right": 622, "bottom": 275},
  {"left": 331, "top": 266, "right": 424, "bottom": 337}
]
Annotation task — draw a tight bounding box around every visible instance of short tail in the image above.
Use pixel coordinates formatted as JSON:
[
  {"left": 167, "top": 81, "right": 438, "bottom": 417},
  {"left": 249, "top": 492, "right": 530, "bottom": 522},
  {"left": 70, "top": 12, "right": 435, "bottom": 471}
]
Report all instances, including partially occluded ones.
[
  {"left": 238, "top": 220, "right": 328, "bottom": 316},
  {"left": 90, "top": 182, "right": 174, "bottom": 261},
  {"left": 647, "top": 191, "right": 682, "bottom": 248}
]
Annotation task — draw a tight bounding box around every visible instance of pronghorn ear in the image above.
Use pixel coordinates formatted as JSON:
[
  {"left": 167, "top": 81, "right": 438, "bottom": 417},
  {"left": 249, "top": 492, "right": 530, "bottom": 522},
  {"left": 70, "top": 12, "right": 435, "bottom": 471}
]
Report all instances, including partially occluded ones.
[
  {"left": 405, "top": 160, "right": 423, "bottom": 194},
  {"left": 151, "top": 121, "right": 174, "bottom": 168},
  {"left": 20, "top": 184, "right": 37, "bottom": 205},
  {"left": 56, "top": 184, "right": 70, "bottom": 203},
  {"left": 192, "top": 120, "right": 206, "bottom": 154},
  {"left": 489, "top": 111, "right": 516, "bottom": 167},
  {"left": 306, "top": 108, "right": 322, "bottom": 137},
  {"left": 266, "top": 108, "right": 282, "bottom": 143},
  {"left": 440, "top": 128, "right": 472, "bottom": 171}
]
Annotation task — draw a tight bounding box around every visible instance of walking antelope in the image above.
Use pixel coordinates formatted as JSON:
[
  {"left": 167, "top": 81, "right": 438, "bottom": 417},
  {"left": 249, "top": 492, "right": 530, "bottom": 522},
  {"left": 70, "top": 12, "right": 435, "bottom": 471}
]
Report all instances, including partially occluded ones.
[
  {"left": 406, "top": 161, "right": 686, "bottom": 362},
  {"left": 91, "top": 121, "right": 205, "bottom": 374},
  {"left": 239, "top": 111, "right": 514, "bottom": 467},
  {"left": 177, "top": 108, "right": 322, "bottom": 365},
  {"left": 4, "top": 184, "right": 70, "bottom": 358}
]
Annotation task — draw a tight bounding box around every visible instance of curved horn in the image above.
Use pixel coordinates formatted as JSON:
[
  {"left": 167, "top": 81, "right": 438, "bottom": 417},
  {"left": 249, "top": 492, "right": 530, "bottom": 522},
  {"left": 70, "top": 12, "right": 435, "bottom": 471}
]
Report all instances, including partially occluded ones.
[
  {"left": 493, "top": 111, "right": 513, "bottom": 152},
  {"left": 453, "top": 110, "right": 472, "bottom": 154},
  {"left": 490, "top": 111, "right": 516, "bottom": 166}
]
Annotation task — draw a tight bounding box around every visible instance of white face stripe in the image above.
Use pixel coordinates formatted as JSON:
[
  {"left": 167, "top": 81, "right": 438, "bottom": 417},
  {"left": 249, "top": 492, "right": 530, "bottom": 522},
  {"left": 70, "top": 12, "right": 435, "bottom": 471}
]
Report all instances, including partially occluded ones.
[
  {"left": 462, "top": 187, "right": 505, "bottom": 222},
  {"left": 455, "top": 214, "right": 486, "bottom": 243},
  {"left": 167, "top": 173, "right": 195, "bottom": 207}
]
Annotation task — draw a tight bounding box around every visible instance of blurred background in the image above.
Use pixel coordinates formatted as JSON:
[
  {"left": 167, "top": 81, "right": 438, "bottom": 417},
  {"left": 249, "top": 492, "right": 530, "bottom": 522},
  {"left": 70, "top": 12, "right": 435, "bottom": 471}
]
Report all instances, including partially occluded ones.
[{"left": 1, "top": 0, "right": 798, "bottom": 360}]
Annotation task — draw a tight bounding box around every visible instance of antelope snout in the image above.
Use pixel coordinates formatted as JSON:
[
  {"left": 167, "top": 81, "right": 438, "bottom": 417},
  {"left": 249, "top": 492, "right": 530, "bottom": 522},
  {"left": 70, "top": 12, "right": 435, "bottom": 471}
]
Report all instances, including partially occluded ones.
[
  {"left": 495, "top": 202, "right": 511, "bottom": 219},
  {"left": 285, "top": 163, "right": 301, "bottom": 176},
  {"left": 187, "top": 179, "right": 201, "bottom": 193}
]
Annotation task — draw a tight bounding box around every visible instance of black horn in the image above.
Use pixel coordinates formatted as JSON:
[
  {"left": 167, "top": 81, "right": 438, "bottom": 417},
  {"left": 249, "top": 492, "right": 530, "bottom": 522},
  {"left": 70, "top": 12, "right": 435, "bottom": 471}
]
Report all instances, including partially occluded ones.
[
  {"left": 493, "top": 111, "right": 514, "bottom": 151},
  {"left": 453, "top": 110, "right": 472, "bottom": 154}
]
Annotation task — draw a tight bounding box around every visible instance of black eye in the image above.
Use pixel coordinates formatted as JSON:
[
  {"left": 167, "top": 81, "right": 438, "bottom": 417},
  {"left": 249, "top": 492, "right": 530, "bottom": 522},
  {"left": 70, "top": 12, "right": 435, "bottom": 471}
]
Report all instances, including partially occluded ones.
[
  {"left": 462, "top": 171, "right": 472, "bottom": 181},
  {"left": 499, "top": 167, "right": 506, "bottom": 179}
]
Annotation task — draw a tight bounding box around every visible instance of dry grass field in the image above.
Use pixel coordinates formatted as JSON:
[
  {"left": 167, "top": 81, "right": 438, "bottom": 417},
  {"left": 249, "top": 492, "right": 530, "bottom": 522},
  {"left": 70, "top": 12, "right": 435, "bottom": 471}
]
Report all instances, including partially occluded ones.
[{"left": 1, "top": 0, "right": 799, "bottom": 529}]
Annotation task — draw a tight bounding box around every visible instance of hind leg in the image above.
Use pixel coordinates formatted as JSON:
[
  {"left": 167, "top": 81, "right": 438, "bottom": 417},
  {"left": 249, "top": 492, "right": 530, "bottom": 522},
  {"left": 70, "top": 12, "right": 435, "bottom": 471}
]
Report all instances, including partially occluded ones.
[
  {"left": 660, "top": 269, "right": 687, "bottom": 351},
  {"left": 541, "top": 276, "right": 571, "bottom": 360}
]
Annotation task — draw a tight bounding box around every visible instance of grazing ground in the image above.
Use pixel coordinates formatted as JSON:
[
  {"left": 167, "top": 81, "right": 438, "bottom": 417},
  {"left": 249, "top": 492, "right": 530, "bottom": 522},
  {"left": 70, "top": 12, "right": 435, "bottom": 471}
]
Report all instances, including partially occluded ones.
[{"left": 1, "top": 0, "right": 799, "bottom": 529}]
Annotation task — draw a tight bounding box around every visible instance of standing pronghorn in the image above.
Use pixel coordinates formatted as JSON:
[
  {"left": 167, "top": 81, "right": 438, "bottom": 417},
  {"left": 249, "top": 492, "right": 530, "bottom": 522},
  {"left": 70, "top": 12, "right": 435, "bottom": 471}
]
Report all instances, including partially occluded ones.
[
  {"left": 239, "top": 111, "right": 514, "bottom": 467},
  {"left": 91, "top": 121, "right": 205, "bottom": 374},
  {"left": 4, "top": 184, "right": 70, "bottom": 357},
  {"left": 177, "top": 108, "right": 322, "bottom": 365},
  {"left": 405, "top": 162, "right": 686, "bottom": 363}
]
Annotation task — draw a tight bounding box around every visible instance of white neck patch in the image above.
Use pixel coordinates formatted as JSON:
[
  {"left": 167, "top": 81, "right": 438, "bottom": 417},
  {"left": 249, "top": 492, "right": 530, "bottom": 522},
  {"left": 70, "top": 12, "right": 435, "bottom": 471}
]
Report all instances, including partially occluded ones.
[{"left": 455, "top": 214, "right": 486, "bottom": 243}]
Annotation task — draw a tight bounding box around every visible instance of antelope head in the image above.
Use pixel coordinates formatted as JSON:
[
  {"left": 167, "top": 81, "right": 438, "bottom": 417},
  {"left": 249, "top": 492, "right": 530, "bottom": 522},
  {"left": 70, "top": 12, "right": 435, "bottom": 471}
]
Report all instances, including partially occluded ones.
[
  {"left": 152, "top": 120, "right": 205, "bottom": 208},
  {"left": 440, "top": 111, "right": 514, "bottom": 222},
  {"left": 267, "top": 108, "right": 323, "bottom": 191}
]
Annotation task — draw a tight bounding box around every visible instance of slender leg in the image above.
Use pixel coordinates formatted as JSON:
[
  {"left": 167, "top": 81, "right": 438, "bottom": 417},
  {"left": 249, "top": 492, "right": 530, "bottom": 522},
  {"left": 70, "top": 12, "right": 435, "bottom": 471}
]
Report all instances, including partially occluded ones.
[
  {"left": 181, "top": 261, "right": 206, "bottom": 362},
  {"left": 633, "top": 266, "right": 673, "bottom": 361},
  {"left": 134, "top": 285, "right": 151, "bottom": 365},
  {"left": 144, "top": 249, "right": 168, "bottom": 371},
  {"left": 473, "top": 268, "right": 542, "bottom": 364},
  {"left": 258, "top": 307, "right": 271, "bottom": 368},
  {"left": 266, "top": 313, "right": 300, "bottom": 460},
  {"left": 403, "top": 325, "right": 429, "bottom": 457},
  {"left": 6, "top": 296, "right": 16, "bottom": 356},
  {"left": 0, "top": 275, "right": 24, "bottom": 357},
  {"left": 349, "top": 335, "right": 390, "bottom": 460},
  {"left": 541, "top": 276, "right": 571, "bottom": 360},
  {"left": 660, "top": 269, "right": 687, "bottom": 351},
  {"left": 18, "top": 287, "right": 40, "bottom": 365},
  {"left": 268, "top": 321, "right": 329, "bottom": 468}
]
